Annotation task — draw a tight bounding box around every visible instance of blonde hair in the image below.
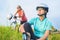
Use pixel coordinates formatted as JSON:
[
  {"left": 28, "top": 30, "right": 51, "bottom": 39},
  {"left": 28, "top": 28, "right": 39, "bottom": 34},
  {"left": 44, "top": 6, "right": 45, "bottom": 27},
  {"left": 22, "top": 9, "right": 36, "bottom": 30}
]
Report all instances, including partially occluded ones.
[{"left": 17, "top": 5, "right": 22, "bottom": 10}]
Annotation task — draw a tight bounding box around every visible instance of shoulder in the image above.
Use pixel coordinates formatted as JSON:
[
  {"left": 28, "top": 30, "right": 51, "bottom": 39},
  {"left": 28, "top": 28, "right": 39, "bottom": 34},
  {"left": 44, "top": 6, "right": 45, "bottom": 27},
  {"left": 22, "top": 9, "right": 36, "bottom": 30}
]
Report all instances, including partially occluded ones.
[
  {"left": 46, "top": 18, "right": 52, "bottom": 25},
  {"left": 28, "top": 17, "right": 38, "bottom": 24},
  {"left": 46, "top": 18, "right": 51, "bottom": 23},
  {"left": 45, "top": 18, "right": 53, "bottom": 30},
  {"left": 28, "top": 17, "right": 38, "bottom": 22},
  {"left": 30, "top": 17, "right": 38, "bottom": 20}
]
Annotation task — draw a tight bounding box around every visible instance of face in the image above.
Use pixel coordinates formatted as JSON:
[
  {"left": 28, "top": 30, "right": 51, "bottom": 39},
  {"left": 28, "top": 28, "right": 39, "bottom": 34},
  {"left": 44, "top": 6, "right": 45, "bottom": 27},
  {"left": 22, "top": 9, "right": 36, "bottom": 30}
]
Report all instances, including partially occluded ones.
[
  {"left": 17, "top": 6, "right": 21, "bottom": 10},
  {"left": 37, "top": 8, "right": 46, "bottom": 16}
]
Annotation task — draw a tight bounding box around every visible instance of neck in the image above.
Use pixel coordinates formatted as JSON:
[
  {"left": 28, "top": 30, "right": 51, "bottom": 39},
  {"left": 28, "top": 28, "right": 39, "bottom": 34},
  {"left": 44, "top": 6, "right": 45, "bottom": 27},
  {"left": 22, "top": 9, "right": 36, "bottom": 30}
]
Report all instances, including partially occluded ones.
[{"left": 39, "top": 15, "right": 45, "bottom": 21}]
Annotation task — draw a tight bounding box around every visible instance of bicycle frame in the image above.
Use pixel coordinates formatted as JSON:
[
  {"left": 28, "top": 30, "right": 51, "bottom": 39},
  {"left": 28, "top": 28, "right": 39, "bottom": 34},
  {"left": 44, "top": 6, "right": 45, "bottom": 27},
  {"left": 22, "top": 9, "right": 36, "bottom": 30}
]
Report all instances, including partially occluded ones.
[{"left": 7, "top": 14, "right": 20, "bottom": 31}]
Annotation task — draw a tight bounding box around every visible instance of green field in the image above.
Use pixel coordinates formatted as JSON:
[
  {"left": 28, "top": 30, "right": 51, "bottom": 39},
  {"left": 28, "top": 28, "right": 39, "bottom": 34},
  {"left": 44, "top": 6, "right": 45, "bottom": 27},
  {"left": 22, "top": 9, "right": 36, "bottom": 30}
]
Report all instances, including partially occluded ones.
[
  {"left": 48, "top": 33, "right": 60, "bottom": 40},
  {"left": 0, "top": 26, "right": 22, "bottom": 40},
  {"left": 0, "top": 26, "right": 60, "bottom": 40}
]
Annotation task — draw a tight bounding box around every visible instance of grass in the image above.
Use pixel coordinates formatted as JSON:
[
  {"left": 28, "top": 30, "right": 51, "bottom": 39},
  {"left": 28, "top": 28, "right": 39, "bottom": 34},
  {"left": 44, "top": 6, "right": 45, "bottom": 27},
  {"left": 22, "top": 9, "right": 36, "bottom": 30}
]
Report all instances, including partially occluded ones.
[
  {"left": 48, "top": 33, "right": 60, "bottom": 40},
  {"left": 0, "top": 26, "right": 60, "bottom": 40},
  {"left": 0, "top": 26, "right": 22, "bottom": 40}
]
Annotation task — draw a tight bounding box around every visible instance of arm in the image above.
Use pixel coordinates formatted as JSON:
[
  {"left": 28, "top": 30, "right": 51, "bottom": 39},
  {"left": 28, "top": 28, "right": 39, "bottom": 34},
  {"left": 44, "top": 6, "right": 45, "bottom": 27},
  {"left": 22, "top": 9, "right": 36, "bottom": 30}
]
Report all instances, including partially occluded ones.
[
  {"left": 43, "top": 30, "right": 49, "bottom": 40},
  {"left": 38, "top": 30, "right": 50, "bottom": 40},
  {"left": 38, "top": 21, "right": 52, "bottom": 40},
  {"left": 14, "top": 11, "right": 17, "bottom": 16}
]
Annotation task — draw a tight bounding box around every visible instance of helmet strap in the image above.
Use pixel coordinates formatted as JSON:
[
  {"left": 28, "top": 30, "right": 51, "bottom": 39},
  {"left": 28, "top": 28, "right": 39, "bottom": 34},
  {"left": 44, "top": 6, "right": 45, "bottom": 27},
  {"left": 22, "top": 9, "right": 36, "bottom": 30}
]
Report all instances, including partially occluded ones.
[{"left": 37, "top": 13, "right": 47, "bottom": 18}]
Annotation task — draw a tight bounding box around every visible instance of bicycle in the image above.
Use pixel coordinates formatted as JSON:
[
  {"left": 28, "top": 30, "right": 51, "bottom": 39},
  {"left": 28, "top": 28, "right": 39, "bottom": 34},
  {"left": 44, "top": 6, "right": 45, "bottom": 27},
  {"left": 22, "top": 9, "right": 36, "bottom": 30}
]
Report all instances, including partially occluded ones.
[
  {"left": 7, "top": 14, "right": 33, "bottom": 40},
  {"left": 7, "top": 13, "right": 20, "bottom": 32}
]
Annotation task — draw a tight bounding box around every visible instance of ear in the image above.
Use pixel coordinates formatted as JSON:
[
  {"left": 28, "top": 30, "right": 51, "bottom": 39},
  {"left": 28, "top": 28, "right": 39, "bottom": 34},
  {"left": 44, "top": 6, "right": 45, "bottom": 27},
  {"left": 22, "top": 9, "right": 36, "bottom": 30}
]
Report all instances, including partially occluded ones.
[{"left": 45, "top": 11, "right": 47, "bottom": 13}]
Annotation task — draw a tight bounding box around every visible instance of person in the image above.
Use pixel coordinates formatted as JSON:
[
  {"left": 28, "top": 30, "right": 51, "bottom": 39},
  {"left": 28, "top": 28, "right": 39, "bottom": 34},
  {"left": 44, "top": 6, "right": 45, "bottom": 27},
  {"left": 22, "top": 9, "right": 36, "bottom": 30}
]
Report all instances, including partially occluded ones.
[
  {"left": 14, "top": 5, "right": 27, "bottom": 24},
  {"left": 19, "top": 3, "right": 52, "bottom": 40}
]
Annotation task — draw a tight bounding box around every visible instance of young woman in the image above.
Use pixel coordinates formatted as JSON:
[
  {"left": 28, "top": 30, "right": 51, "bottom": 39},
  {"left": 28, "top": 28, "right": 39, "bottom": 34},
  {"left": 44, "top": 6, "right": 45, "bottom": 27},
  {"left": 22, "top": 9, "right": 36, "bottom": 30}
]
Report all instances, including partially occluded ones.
[
  {"left": 19, "top": 4, "right": 52, "bottom": 40},
  {"left": 14, "top": 5, "right": 27, "bottom": 24}
]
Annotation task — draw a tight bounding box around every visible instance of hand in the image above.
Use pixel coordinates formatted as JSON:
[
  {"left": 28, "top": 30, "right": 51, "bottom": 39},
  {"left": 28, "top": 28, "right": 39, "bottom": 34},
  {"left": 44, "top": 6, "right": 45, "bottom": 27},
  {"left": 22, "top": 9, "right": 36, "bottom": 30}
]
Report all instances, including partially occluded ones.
[
  {"left": 40, "top": 38, "right": 45, "bottom": 40},
  {"left": 37, "top": 38, "right": 45, "bottom": 40}
]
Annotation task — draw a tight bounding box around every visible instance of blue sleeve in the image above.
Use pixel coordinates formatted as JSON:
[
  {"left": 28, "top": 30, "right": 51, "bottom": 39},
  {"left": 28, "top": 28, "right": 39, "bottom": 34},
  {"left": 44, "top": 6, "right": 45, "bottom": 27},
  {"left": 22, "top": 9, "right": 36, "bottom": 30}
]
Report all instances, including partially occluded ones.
[
  {"left": 46, "top": 21, "right": 52, "bottom": 30},
  {"left": 28, "top": 18, "right": 35, "bottom": 25}
]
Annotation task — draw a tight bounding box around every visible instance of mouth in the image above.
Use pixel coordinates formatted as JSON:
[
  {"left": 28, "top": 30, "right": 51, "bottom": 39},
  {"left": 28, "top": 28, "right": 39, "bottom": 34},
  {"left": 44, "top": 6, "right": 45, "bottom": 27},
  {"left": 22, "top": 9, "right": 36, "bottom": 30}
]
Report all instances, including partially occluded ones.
[{"left": 37, "top": 14, "right": 45, "bottom": 16}]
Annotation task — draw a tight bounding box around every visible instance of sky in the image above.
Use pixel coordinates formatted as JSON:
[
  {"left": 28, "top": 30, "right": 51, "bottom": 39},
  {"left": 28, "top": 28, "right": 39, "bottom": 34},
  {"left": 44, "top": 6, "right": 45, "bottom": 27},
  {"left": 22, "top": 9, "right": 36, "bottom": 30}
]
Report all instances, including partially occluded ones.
[{"left": 0, "top": 0, "right": 60, "bottom": 30}]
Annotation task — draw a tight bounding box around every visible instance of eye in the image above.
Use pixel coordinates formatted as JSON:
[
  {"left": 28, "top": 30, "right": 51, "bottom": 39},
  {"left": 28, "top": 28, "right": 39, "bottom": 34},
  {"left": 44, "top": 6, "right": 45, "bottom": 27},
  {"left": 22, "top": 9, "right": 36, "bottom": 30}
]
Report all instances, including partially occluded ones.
[{"left": 38, "top": 9, "right": 41, "bottom": 11}]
